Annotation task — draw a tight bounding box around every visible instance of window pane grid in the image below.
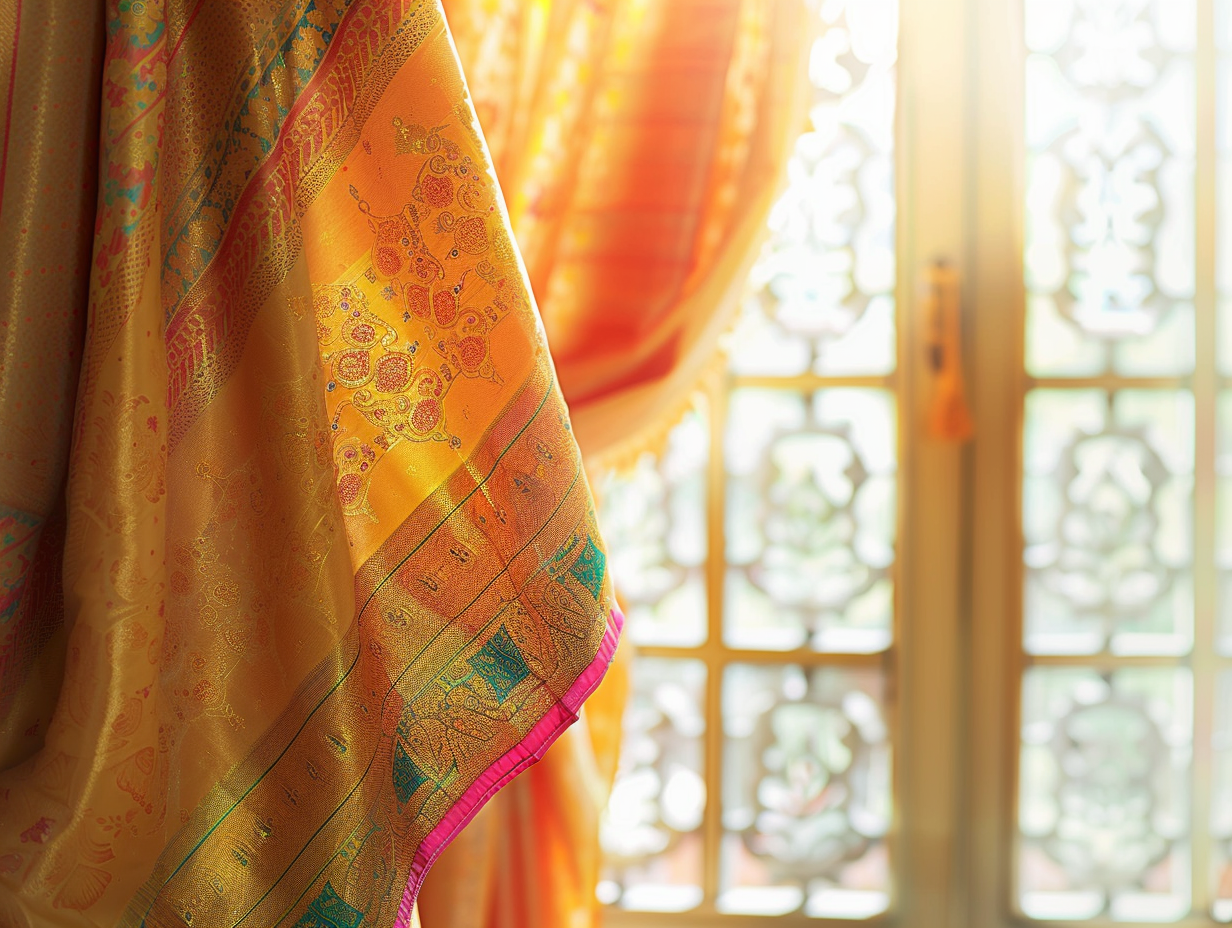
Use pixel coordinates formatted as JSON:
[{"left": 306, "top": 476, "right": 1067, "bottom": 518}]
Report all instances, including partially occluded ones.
[
  {"left": 1018, "top": 0, "right": 1226, "bottom": 922},
  {"left": 598, "top": 382, "right": 897, "bottom": 921},
  {"left": 599, "top": 0, "right": 901, "bottom": 918}
]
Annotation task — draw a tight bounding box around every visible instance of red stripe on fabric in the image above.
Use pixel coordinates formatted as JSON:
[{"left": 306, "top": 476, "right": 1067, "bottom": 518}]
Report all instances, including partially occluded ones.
[
  {"left": 163, "top": 0, "right": 388, "bottom": 349},
  {"left": 111, "top": 88, "right": 166, "bottom": 145},
  {"left": 0, "top": 0, "right": 24, "bottom": 220},
  {"left": 166, "top": 0, "right": 206, "bottom": 66},
  {"left": 107, "top": 18, "right": 172, "bottom": 145}
]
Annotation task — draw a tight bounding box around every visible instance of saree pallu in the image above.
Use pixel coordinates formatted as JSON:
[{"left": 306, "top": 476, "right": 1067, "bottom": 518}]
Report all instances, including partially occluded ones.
[
  {"left": 417, "top": 641, "right": 629, "bottom": 928},
  {"left": 418, "top": 4, "right": 810, "bottom": 924},
  {"left": 0, "top": 3, "right": 621, "bottom": 926}
]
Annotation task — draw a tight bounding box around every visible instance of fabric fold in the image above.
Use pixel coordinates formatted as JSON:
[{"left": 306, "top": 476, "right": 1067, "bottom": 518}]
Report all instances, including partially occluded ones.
[
  {"left": 445, "top": 0, "right": 814, "bottom": 463},
  {"left": 0, "top": 3, "right": 619, "bottom": 926}
]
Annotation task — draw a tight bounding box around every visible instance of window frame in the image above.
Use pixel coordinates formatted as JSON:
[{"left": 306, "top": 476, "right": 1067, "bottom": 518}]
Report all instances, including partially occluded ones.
[
  {"left": 968, "top": 1, "right": 1226, "bottom": 927},
  {"left": 603, "top": 0, "right": 1228, "bottom": 924},
  {"left": 604, "top": 0, "right": 970, "bottom": 921}
]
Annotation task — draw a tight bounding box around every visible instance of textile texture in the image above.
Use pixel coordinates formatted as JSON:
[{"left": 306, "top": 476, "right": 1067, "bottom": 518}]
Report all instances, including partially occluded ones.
[
  {"left": 444, "top": 0, "right": 813, "bottom": 461},
  {"left": 417, "top": 4, "right": 810, "bottom": 925},
  {"left": 0, "top": 2, "right": 620, "bottom": 926}
]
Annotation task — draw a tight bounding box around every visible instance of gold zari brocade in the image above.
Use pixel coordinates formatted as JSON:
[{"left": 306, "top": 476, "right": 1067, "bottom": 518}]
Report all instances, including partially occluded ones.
[
  {"left": 0, "top": 3, "right": 620, "bottom": 927},
  {"left": 418, "top": 3, "right": 812, "bottom": 924}
]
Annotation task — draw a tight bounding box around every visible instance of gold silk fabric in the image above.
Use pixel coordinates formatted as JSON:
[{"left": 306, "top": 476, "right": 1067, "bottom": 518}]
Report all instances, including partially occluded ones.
[
  {"left": 444, "top": 0, "right": 813, "bottom": 461},
  {"left": 417, "top": 4, "right": 812, "bottom": 927},
  {"left": 0, "top": 0, "right": 103, "bottom": 774},
  {"left": 0, "top": 3, "right": 620, "bottom": 927},
  {"left": 417, "top": 642, "right": 630, "bottom": 928}
]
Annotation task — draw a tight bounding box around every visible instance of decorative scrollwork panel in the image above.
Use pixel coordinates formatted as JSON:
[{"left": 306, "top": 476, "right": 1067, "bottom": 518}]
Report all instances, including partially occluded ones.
[
  {"left": 724, "top": 388, "right": 896, "bottom": 653},
  {"left": 1214, "top": 672, "right": 1232, "bottom": 921},
  {"left": 1216, "top": 394, "right": 1232, "bottom": 657},
  {"left": 597, "top": 398, "right": 709, "bottom": 647},
  {"left": 727, "top": 0, "right": 897, "bottom": 378},
  {"left": 1024, "top": 0, "right": 1196, "bottom": 377},
  {"left": 1023, "top": 389, "right": 1193, "bottom": 655},
  {"left": 599, "top": 657, "right": 708, "bottom": 912},
  {"left": 1218, "top": 0, "right": 1232, "bottom": 373},
  {"left": 1017, "top": 667, "right": 1193, "bottom": 921},
  {"left": 719, "top": 664, "right": 891, "bottom": 918}
]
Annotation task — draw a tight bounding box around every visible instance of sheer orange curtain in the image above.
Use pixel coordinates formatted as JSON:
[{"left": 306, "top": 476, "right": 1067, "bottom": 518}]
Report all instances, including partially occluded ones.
[
  {"left": 445, "top": 0, "right": 812, "bottom": 463},
  {"left": 419, "top": 2, "right": 811, "bottom": 926}
]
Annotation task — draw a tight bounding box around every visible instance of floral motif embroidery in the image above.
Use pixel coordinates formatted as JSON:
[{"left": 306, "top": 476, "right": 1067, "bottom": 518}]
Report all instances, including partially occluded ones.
[
  {"left": 19, "top": 817, "right": 53, "bottom": 844},
  {"left": 318, "top": 116, "right": 530, "bottom": 519},
  {"left": 0, "top": 506, "right": 42, "bottom": 625},
  {"left": 294, "top": 881, "right": 366, "bottom": 928}
]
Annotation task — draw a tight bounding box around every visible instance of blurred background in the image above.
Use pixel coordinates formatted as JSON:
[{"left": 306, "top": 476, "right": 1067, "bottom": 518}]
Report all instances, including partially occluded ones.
[{"left": 418, "top": 1, "right": 1232, "bottom": 926}]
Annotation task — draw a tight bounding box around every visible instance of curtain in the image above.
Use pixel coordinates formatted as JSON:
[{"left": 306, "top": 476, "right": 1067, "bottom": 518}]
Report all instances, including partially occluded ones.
[
  {"left": 418, "top": 2, "right": 813, "bottom": 926},
  {"left": 0, "top": 3, "right": 619, "bottom": 927},
  {"left": 444, "top": 0, "right": 814, "bottom": 462}
]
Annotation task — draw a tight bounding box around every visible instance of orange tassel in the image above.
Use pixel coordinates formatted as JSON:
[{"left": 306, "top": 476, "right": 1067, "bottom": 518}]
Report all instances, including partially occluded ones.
[{"left": 924, "top": 262, "right": 975, "bottom": 443}]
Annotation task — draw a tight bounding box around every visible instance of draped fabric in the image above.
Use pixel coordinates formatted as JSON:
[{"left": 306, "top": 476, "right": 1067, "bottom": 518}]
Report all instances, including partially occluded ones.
[
  {"left": 417, "top": 642, "right": 629, "bottom": 928},
  {"left": 415, "top": 5, "right": 812, "bottom": 928},
  {"left": 0, "top": 3, "right": 620, "bottom": 927},
  {"left": 442, "top": 0, "right": 813, "bottom": 462},
  {"left": 0, "top": 0, "right": 102, "bottom": 774}
]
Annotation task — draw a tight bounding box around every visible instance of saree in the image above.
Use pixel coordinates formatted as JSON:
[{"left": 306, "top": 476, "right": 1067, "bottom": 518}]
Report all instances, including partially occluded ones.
[
  {"left": 0, "top": 2, "right": 621, "bottom": 926},
  {"left": 418, "top": 4, "right": 811, "bottom": 925}
]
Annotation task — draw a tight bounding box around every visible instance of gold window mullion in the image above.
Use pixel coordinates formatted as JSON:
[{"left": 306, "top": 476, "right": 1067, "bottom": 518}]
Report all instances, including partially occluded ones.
[
  {"left": 1192, "top": 0, "right": 1219, "bottom": 918},
  {"left": 702, "top": 375, "right": 729, "bottom": 916}
]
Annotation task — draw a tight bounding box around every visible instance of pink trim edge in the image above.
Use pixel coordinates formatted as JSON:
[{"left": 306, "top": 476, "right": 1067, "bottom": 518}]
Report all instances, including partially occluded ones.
[{"left": 392, "top": 607, "right": 625, "bottom": 927}]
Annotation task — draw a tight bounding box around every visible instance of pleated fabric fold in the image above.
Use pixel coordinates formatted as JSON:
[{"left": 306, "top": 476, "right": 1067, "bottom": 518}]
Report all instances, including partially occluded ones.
[
  {"left": 416, "top": 4, "right": 813, "bottom": 924},
  {"left": 0, "top": 3, "right": 620, "bottom": 926},
  {"left": 444, "top": 0, "right": 814, "bottom": 462}
]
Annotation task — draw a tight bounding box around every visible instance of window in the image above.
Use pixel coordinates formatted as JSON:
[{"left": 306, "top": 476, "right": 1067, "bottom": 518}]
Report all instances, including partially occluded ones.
[
  {"left": 595, "top": 0, "right": 899, "bottom": 919},
  {"left": 591, "top": 0, "right": 1232, "bottom": 925}
]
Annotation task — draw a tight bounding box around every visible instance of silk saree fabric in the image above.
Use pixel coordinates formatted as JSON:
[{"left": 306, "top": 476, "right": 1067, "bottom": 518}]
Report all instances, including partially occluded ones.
[
  {"left": 443, "top": 0, "right": 813, "bottom": 461},
  {"left": 417, "top": 4, "right": 811, "bottom": 926},
  {"left": 0, "top": 2, "right": 620, "bottom": 926},
  {"left": 417, "top": 643, "right": 628, "bottom": 928}
]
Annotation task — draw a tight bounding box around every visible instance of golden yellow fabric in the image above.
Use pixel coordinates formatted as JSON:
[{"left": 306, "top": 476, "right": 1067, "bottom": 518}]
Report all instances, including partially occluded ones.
[
  {"left": 444, "top": 0, "right": 814, "bottom": 462},
  {"left": 0, "top": 0, "right": 103, "bottom": 774},
  {"left": 417, "top": 6, "right": 811, "bottom": 927},
  {"left": 0, "top": 3, "right": 619, "bottom": 926},
  {"left": 418, "top": 641, "right": 629, "bottom": 928},
  {"left": 416, "top": 1, "right": 818, "bottom": 926}
]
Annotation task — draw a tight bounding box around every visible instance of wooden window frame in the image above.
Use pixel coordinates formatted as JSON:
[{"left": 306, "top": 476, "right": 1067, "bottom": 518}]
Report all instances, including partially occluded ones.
[
  {"left": 968, "top": 1, "right": 1225, "bottom": 927},
  {"left": 605, "top": 0, "right": 1227, "bottom": 924}
]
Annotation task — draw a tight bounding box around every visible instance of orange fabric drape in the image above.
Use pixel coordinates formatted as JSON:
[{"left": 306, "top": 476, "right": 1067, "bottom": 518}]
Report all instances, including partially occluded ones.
[
  {"left": 445, "top": 0, "right": 813, "bottom": 462},
  {"left": 419, "top": 3, "right": 812, "bottom": 927}
]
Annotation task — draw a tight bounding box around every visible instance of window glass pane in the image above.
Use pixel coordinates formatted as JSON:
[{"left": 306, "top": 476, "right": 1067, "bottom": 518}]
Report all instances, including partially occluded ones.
[
  {"left": 719, "top": 663, "right": 890, "bottom": 919},
  {"left": 600, "top": 657, "right": 708, "bottom": 912},
  {"left": 598, "top": 399, "right": 709, "bottom": 647},
  {"left": 1019, "top": 2, "right": 1217, "bottom": 924},
  {"left": 1217, "top": 394, "right": 1232, "bottom": 656},
  {"left": 600, "top": 1, "right": 900, "bottom": 917},
  {"left": 724, "top": 388, "right": 896, "bottom": 653},
  {"left": 1018, "top": 666, "right": 1193, "bottom": 922},
  {"left": 1024, "top": 0, "right": 1196, "bottom": 378},
  {"left": 1023, "top": 389, "right": 1194, "bottom": 656},
  {"left": 1215, "top": 672, "right": 1232, "bottom": 921},
  {"left": 1218, "top": 0, "right": 1232, "bottom": 373},
  {"left": 727, "top": 0, "right": 897, "bottom": 378}
]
